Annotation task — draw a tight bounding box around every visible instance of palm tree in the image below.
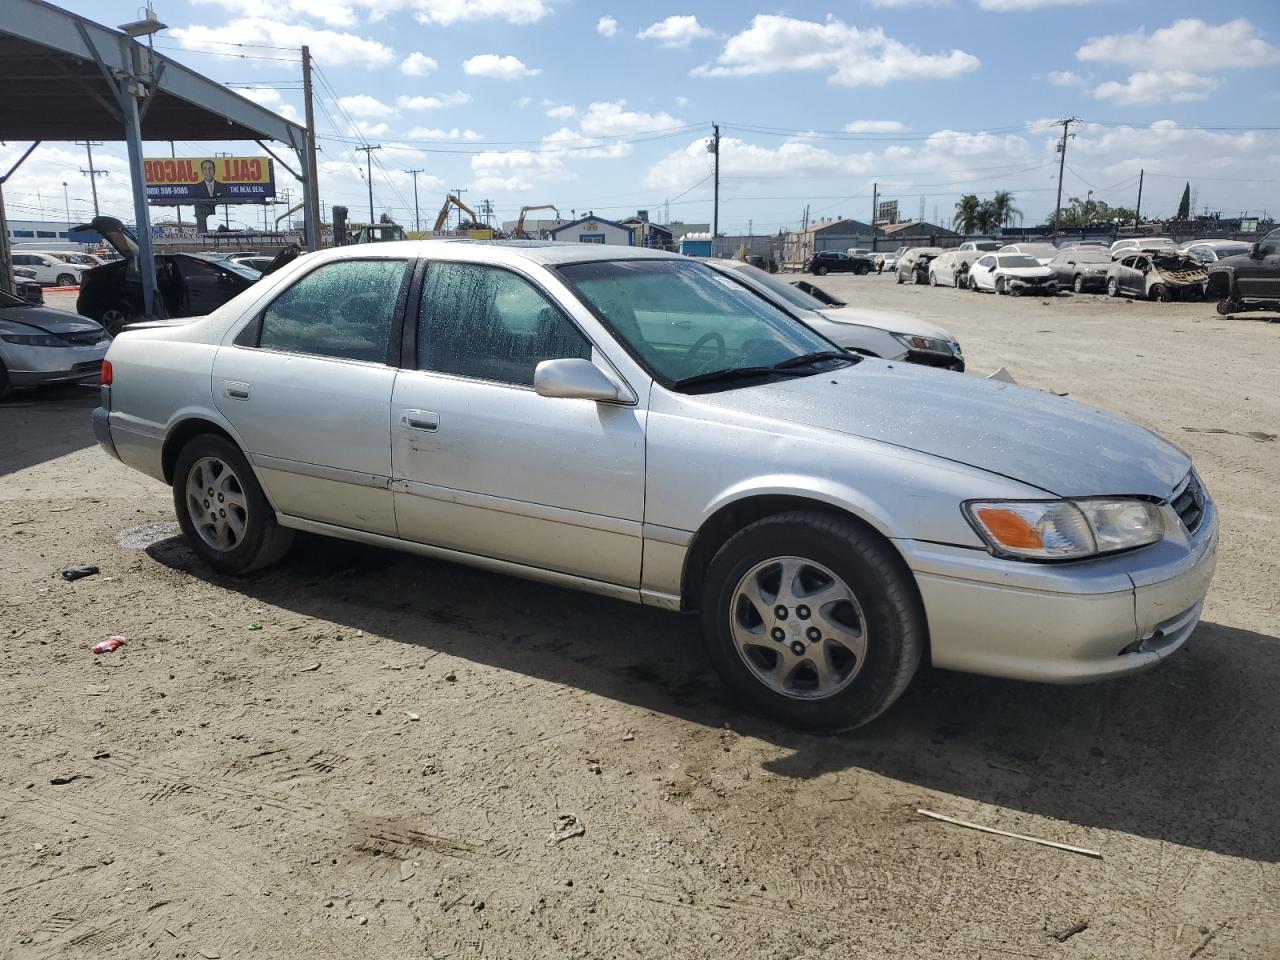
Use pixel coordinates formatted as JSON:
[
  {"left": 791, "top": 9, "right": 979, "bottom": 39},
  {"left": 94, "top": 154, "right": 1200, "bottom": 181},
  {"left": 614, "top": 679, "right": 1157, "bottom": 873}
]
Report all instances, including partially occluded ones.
[
  {"left": 953, "top": 194, "right": 981, "bottom": 234},
  {"left": 974, "top": 200, "right": 997, "bottom": 234},
  {"left": 989, "top": 191, "right": 1021, "bottom": 229}
]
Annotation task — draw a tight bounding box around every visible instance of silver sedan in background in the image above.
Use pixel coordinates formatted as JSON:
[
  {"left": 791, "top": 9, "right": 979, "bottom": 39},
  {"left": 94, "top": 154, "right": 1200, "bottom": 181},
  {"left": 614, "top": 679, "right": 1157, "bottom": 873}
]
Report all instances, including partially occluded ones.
[
  {"left": 0, "top": 288, "right": 110, "bottom": 400},
  {"left": 94, "top": 241, "right": 1217, "bottom": 730}
]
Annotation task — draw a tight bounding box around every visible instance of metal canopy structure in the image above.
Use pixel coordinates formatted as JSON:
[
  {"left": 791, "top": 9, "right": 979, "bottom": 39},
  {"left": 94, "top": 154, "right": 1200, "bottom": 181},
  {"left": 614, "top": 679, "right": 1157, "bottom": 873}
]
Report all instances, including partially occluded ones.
[{"left": 0, "top": 0, "right": 317, "bottom": 314}]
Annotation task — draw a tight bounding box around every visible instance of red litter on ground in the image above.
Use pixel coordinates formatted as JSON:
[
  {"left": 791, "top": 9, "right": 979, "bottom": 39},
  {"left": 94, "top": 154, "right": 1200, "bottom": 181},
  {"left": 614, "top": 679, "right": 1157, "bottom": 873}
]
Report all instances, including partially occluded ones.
[{"left": 91, "top": 636, "right": 127, "bottom": 654}]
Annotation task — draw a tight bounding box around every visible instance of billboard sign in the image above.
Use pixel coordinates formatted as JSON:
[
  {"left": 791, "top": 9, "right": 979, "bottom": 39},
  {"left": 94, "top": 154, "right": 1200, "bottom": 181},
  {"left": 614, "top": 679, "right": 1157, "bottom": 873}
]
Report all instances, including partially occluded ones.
[
  {"left": 876, "top": 199, "right": 899, "bottom": 226},
  {"left": 144, "top": 156, "right": 275, "bottom": 204}
]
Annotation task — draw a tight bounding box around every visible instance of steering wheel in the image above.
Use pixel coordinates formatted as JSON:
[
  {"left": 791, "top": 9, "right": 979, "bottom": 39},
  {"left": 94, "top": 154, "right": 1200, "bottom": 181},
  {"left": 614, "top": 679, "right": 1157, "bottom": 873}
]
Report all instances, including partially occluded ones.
[{"left": 683, "top": 331, "right": 727, "bottom": 369}]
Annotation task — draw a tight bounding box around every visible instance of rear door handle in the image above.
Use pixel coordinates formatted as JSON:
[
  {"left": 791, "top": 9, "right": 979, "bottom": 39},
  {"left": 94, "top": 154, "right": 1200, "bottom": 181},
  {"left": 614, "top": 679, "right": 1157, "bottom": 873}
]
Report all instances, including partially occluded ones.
[
  {"left": 223, "top": 380, "right": 250, "bottom": 400},
  {"left": 400, "top": 410, "right": 439, "bottom": 432}
]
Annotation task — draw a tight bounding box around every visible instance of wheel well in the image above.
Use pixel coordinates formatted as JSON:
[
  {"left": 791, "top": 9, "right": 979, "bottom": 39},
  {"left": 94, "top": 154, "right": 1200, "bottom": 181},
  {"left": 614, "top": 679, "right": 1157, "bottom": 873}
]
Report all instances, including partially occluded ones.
[
  {"left": 680, "top": 495, "right": 891, "bottom": 612},
  {"left": 161, "top": 418, "right": 237, "bottom": 484}
]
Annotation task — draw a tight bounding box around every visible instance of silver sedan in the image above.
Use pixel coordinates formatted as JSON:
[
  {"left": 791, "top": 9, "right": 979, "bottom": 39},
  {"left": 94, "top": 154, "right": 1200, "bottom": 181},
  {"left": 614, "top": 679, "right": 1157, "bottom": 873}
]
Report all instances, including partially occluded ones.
[
  {"left": 93, "top": 242, "right": 1217, "bottom": 730},
  {"left": 0, "top": 290, "right": 110, "bottom": 400}
]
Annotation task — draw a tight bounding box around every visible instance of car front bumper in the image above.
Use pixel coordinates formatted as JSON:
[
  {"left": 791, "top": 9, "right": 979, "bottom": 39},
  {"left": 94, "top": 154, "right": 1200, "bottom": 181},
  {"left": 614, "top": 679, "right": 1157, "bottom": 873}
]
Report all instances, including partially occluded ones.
[
  {"left": 897, "top": 495, "right": 1218, "bottom": 683},
  {"left": 1008, "top": 278, "right": 1058, "bottom": 293},
  {"left": 3, "top": 342, "right": 108, "bottom": 387}
]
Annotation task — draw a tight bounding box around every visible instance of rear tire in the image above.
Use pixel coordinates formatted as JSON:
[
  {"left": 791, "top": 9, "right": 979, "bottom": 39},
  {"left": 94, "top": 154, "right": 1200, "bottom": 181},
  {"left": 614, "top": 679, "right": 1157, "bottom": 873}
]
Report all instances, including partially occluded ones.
[
  {"left": 98, "top": 302, "right": 134, "bottom": 336},
  {"left": 700, "top": 511, "right": 925, "bottom": 731},
  {"left": 1216, "top": 298, "right": 1241, "bottom": 316},
  {"left": 172, "top": 434, "right": 293, "bottom": 575},
  {"left": 816, "top": 265, "right": 829, "bottom": 276}
]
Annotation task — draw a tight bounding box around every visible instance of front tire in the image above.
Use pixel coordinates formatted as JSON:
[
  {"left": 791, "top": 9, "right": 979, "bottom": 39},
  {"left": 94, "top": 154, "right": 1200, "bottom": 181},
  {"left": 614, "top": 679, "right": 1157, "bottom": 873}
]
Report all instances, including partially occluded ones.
[
  {"left": 815, "top": 265, "right": 829, "bottom": 276},
  {"left": 172, "top": 434, "right": 293, "bottom": 575},
  {"left": 969, "top": 275, "right": 979, "bottom": 292},
  {"left": 56, "top": 273, "right": 77, "bottom": 287},
  {"left": 928, "top": 271, "right": 938, "bottom": 287},
  {"left": 700, "top": 511, "right": 925, "bottom": 731},
  {"left": 1072, "top": 274, "right": 1085, "bottom": 294},
  {"left": 1107, "top": 277, "right": 1120, "bottom": 298},
  {"left": 1150, "top": 283, "right": 1171, "bottom": 303},
  {"left": 0, "top": 359, "right": 11, "bottom": 402},
  {"left": 995, "top": 277, "right": 1007, "bottom": 295}
]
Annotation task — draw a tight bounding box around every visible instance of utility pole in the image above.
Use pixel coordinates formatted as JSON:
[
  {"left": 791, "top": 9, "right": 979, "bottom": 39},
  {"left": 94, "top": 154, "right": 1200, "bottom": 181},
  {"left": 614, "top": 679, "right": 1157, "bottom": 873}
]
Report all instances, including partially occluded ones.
[
  {"left": 169, "top": 141, "right": 181, "bottom": 227},
  {"left": 1134, "top": 168, "right": 1144, "bottom": 227},
  {"left": 405, "top": 168, "right": 423, "bottom": 231},
  {"left": 77, "top": 140, "right": 105, "bottom": 218},
  {"left": 709, "top": 122, "right": 721, "bottom": 237},
  {"left": 478, "top": 198, "right": 494, "bottom": 229},
  {"left": 355, "top": 145, "right": 381, "bottom": 223},
  {"left": 62, "top": 182, "right": 71, "bottom": 232},
  {"left": 870, "top": 182, "right": 878, "bottom": 252},
  {"left": 449, "top": 187, "right": 467, "bottom": 228},
  {"left": 1051, "top": 116, "right": 1078, "bottom": 238},
  {"left": 301, "top": 45, "right": 322, "bottom": 250}
]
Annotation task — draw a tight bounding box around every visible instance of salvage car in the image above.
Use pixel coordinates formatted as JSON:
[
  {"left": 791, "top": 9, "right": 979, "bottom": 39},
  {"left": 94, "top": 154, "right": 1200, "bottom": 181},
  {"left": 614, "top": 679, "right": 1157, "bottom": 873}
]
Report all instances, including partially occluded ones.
[
  {"left": 1203, "top": 227, "right": 1280, "bottom": 314},
  {"left": 895, "top": 247, "right": 944, "bottom": 284},
  {"left": 804, "top": 251, "right": 873, "bottom": 276},
  {"left": 1047, "top": 247, "right": 1112, "bottom": 293},
  {"left": 1106, "top": 250, "right": 1207, "bottom": 302},
  {"left": 75, "top": 217, "right": 290, "bottom": 334},
  {"left": 968, "top": 253, "right": 1058, "bottom": 295},
  {"left": 927, "top": 250, "right": 977, "bottom": 288},
  {"left": 94, "top": 241, "right": 1217, "bottom": 730},
  {"left": 0, "top": 287, "right": 110, "bottom": 400},
  {"left": 1181, "top": 239, "right": 1252, "bottom": 265},
  {"left": 11, "top": 266, "right": 44, "bottom": 304},
  {"left": 708, "top": 259, "right": 964, "bottom": 370},
  {"left": 1111, "top": 237, "right": 1175, "bottom": 257},
  {"left": 879, "top": 247, "right": 907, "bottom": 273}
]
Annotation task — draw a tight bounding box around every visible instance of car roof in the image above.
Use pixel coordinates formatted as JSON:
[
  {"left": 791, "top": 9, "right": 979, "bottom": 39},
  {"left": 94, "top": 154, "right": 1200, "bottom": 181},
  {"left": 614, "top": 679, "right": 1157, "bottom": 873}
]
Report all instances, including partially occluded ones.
[{"left": 296, "top": 239, "right": 685, "bottom": 269}]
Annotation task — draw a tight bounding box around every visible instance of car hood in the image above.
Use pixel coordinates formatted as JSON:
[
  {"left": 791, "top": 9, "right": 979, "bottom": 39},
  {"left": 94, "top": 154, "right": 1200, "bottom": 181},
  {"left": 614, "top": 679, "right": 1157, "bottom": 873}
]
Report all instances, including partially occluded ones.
[
  {"left": 999, "top": 266, "right": 1055, "bottom": 279},
  {"left": 0, "top": 304, "right": 103, "bottom": 334},
  {"left": 816, "top": 306, "right": 954, "bottom": 341},
  {"left": 698, "top": 361, "right": 1189, "bottom": 498}
]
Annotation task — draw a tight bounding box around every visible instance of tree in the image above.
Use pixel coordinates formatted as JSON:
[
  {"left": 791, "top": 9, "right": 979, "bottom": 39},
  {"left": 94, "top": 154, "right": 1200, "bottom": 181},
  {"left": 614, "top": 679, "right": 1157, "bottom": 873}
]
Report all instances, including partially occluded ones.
[
  {"left": 1177, "top": 182, "right": 1191, "bottom": 220},
  {"left": 974, "top": 200, "right": 997, "bottom": 233},
  {"left": 953, "top": 194, "right": 981, "bottom": 234},
  {"left": 989, "top": 191, "right": 1022, "bottom": 229}
]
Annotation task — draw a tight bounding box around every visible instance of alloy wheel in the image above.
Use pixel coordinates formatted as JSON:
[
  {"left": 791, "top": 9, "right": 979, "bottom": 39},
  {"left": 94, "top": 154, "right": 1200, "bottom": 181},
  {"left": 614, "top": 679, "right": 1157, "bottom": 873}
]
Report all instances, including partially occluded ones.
[
  {"left": 729, "top": 556, "right": 868, "bottom": 700},
  {"left": 185, "top": 456, "right": 249, "bottom": 552}
]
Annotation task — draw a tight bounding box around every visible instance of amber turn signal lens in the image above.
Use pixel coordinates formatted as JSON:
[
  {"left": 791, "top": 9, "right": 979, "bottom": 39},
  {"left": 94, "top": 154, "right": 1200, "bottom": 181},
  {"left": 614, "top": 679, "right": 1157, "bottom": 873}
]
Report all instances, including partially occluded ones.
[{"left": 973, "top": 507, "right": 1044, "bottom": 549}]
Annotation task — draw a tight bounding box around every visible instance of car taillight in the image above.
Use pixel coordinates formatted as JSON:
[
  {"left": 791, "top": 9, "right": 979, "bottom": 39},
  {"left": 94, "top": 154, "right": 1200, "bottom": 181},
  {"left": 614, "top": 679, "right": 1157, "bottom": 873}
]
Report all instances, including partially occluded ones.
[{"left": 101, "top": 359, "right": 113, "bottom": 385}]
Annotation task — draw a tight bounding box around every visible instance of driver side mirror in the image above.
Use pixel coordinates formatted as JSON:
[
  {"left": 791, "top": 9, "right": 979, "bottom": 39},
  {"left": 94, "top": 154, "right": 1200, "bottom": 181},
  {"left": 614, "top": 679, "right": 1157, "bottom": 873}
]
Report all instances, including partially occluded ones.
[{"left": 534, "top": 358, "right": 627, "bottom": 402}]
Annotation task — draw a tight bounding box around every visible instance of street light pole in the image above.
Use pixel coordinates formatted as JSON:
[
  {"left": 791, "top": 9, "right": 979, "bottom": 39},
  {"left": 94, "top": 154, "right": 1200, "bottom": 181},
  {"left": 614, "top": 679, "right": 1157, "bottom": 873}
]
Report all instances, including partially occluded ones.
[
  {"left": 405, "top": 169, "right": 423, "bottom": 231},
  {"left": 62, "top": 181, "right": 71, "bottom": 234},
  {"left": 355, "top": 145, "right": 381, "bottom": 223}
]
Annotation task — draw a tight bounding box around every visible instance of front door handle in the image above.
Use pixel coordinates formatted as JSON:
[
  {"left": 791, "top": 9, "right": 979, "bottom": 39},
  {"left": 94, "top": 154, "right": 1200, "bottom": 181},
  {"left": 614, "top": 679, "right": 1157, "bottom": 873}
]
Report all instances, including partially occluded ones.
[
  {"left": 400, "top": 410, "right": 439, "bottom": 433},
  {"left": 223, "top": 380, "right": 250, "bottom": 400}
]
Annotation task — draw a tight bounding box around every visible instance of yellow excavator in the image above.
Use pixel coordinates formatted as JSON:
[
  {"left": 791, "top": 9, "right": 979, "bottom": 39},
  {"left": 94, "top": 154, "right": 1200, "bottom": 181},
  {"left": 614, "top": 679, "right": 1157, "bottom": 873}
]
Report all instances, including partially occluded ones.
[
  {"left": 433, "top": 194, "right": 479, "bottom": 233},
  {"left": 513, "top": 204, "right": 560, "bottom": 239}
]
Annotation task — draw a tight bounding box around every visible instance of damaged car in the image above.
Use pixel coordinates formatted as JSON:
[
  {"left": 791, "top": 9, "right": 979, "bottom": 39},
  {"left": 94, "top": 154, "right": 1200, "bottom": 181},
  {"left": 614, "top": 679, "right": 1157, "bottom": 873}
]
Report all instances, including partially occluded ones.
[
  {"left": 1048, "top": 247, "right": 1112, "bottom": 293},
  {"left": 967, "top": 253, "right": 1058, "bottom": 296},
  {"left": 896, "top": 247, "right": 944, "bottom": 284},
  {"left": 927, "top": 250, "right": 977, "bottom": 288},
  {"left": 1203, "top": 227, "right": 1280, "bottom": 315},
  {"left": 1105, "top": 250, "right": 1208, "bottom": 302}
]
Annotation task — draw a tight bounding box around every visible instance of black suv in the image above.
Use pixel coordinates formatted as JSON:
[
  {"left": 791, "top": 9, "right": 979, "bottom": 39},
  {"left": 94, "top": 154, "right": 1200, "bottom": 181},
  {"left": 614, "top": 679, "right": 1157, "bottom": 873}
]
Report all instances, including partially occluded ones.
[
  {"left": 1204, "top": 227, "right": 1280, "bottom": 314},
  {"left": 803, "top": 251, "right": 873, "bottom": 276}
]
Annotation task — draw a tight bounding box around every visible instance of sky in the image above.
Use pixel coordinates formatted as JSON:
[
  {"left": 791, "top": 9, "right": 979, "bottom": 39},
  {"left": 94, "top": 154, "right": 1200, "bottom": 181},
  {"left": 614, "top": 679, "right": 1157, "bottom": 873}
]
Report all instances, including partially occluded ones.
[{"left": 5, "top": 0, "right": 1280, "bottom": 235}]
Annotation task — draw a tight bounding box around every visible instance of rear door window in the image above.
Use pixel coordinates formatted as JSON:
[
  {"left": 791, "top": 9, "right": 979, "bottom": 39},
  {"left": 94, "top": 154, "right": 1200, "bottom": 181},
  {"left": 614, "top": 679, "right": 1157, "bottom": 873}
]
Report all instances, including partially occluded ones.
[{"left": 258, "top": 259, "right": 410, "bottom": 363}]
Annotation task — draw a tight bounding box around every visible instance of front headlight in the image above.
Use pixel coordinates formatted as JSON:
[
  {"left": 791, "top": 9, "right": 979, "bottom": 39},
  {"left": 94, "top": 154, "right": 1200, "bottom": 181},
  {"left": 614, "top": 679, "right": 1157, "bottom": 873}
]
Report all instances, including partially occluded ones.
[
  {"left": 892, "top": 333, "right": 955, "bottom": 354},
  {"left": 964, "top": 498, "right": 1164, "bottom": 560},
  {"left": 0, "top": 333, "right": 67, "bottom": 346}
]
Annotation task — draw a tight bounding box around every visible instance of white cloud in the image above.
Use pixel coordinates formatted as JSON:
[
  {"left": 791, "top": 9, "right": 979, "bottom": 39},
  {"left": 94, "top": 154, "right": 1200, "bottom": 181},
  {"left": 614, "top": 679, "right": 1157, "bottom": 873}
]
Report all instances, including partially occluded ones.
[
  {"left": 400, "top": 52, "right": 439, "bottom": 76},
  {"left": 406, "top": 127, "right": 484, "bottom": 140},
  {"left": 844, "top": 120, "right": 907, "bottom": 133},
  {"left": 351, "top": 120, "right": 391, "bottom": 137},
  {"left": 462, "top": 54, "right": 541, "bottom": 80},
  {"left": 693, "top": 15, "right": 980, "bottom": 86},
  {"left": 978, "top": 0, "right": 1097, "bottom": 9},
  {"left": 171, "top": 18, "right": 394, "bottom": 69},
  {"left": 338, "top": 94, "right": 396, "bottom": 118},
  {"left": 397, "top": 91, "right": 471, "bottom": 110},
  {"left": 512, "top": 96, "right": 533, "bottom": 108},
  {"left": 546, "top": 104, "right": 578, "bottom": 119},
  {"left": 1093, "top": 70, "right": 1221, "bottom": 105},
  {"left": 469, "top": 148, "right": 569, "bottom": 193},
  {"left": 675, "top": 96, "right": 688, "bottom": 108},
  {"left": 1047, "top": 70, "right": 1085, "bottom": 87},
  {"left": 1077, "top": 18, "right": 1280, "bottom": 72},
  {"left": 597, "top": 15, "right": 618, "bottom": 38},
  {"left": 578, "top": 100, "right": 679, "bottom": 137},
  {"left": 235, "top": 86, "right": 301, "bottom": 121},
  {"left": 189, "top": 0, "right": 358, "bottom": 27},
  {"left": 637, "top": 15, "right": 715, "bottom": 48},
  {"left": 392, "top": 0, "right": 550, "bottom": 25},
  {"left": 870, "top": 0, "right": 950, "bottom": 6}
]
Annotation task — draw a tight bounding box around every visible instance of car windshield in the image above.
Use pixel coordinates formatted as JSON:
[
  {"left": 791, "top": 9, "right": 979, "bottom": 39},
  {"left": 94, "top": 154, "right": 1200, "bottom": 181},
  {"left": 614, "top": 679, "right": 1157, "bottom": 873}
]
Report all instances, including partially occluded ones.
[
  {"left": 210, "top": 259, "right": 261, "bottom": 281},
  {"left": 722, "top": 263, "right": 827, "bottom": 312},
  {"left": 558, "top": 259, "right": 841, "bottom": 388},
  {"left": 997, "top": 255, "right": 1040, "bottom": 269}
]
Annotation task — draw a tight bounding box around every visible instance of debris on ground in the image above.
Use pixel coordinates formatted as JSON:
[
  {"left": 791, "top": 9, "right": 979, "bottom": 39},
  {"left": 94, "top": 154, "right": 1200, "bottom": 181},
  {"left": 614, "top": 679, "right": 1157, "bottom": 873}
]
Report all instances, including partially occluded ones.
[
  {"left": 60, "top": 564, "right": 99, "bottom": 582},
  {"left": 49, "top": 773, "right": 87, "bottom": 785},
  {"left": 248, "top": 624, "right": 262, "bottom": 631},
  {"left": 297, "top": 662, "right": 321, "bottom": 673},
  {"left": 547, "top": 814, "right": 586, "bottom": 845},
  {"left": 1049, "top": 920, "right": 1089, "bottom": 943},
  {"left": 91, "top": 636, "right": 127, "bottom": 655},
  {"left": 406, "top": 712, "right": 420, "bottom": 722},
  {"left": 917, "top": 809, "right": 1102, "bottom": 859}
]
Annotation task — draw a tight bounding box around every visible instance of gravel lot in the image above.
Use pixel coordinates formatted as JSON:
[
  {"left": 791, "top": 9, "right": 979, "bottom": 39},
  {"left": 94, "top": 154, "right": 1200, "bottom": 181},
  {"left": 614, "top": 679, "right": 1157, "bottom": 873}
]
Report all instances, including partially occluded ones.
[{"left": 2, "top": 280, "right": 1277, "bottom": 959}]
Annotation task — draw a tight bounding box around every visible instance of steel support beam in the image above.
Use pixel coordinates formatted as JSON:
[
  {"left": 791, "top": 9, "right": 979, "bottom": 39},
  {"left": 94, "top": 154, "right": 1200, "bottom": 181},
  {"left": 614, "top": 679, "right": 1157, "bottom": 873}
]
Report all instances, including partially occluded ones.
[{"left": 117, "top": 77, "right": 157, "bottom": 318}]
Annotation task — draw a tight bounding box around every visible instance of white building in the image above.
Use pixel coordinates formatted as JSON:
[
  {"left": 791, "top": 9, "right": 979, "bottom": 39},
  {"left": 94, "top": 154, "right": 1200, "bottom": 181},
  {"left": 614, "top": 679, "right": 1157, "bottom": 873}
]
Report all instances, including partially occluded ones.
[{"left": 549, "top": 214, "right": 634, "bottom": 246}]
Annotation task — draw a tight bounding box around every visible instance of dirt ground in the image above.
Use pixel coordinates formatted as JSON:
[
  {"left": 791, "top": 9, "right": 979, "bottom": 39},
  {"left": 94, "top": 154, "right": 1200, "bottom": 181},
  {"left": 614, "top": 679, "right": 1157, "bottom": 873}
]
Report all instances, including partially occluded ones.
[{"left": 1, "top": 281, "right": 1277, "bottom": 959}]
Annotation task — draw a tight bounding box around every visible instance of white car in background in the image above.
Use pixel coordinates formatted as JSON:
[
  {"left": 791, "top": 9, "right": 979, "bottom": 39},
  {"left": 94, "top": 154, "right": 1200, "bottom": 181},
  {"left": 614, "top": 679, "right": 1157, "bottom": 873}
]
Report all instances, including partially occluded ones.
[
  {"left": 957, "top": 240, "right": 1001, "bottom": 253},
  {"left": 9, "top": 251, "right": 88, "bottom": 287},
  {"left": 968, "top": 253, "right": 1059, "bottom": 296},
  {"left": 928, "top": 251, "right": 977, "bottom": 288},
  {"left": 708, "top": 260, "right": 965, "bottom": 370},
  {"left": 1111, "top": 237, "right": 1175, "bottom": 257},
  {"left": 991, "top": 242, "right": 1059, "bottom": 266}
]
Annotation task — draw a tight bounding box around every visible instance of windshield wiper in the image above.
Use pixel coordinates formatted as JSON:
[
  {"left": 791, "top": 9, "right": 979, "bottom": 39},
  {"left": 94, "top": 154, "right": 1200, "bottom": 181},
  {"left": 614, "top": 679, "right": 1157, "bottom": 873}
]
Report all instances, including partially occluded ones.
[
  {"left": 674, "top": 365, "right": 814, "bottom": 390},
  {"left": 773, "top": 350, "right": 857, "bottom": 370}
]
